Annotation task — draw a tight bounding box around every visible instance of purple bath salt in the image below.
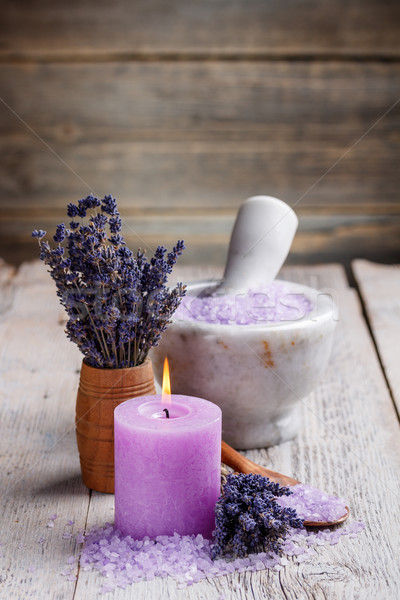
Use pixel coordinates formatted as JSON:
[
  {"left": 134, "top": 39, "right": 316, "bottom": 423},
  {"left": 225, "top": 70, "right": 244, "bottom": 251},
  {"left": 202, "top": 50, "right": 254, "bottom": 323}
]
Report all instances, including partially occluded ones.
[
  {"left": 76, "top": 526, "right": 282, "bottom": 592},
  {"left": 276, "top": 484, "right": 347, "bottom": 523},
  {"left": 174, "top": 282, "right": 313, "bottom": 325},
  {"left": 67, "top": 518, "right": 364, "bottom": 594}
]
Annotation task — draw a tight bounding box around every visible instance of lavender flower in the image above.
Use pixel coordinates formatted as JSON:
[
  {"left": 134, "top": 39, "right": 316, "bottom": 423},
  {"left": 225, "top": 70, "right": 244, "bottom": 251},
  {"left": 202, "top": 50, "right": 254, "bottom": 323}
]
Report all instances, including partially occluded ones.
[
  {"left": 32, "top": 230, "right": 46, "bottom": 239},
  {"left": 32, "top": 195, "right": 186, "bottom": 368},
  {"left": 212, "top": 473, "right": 304, "bottom": 558}
]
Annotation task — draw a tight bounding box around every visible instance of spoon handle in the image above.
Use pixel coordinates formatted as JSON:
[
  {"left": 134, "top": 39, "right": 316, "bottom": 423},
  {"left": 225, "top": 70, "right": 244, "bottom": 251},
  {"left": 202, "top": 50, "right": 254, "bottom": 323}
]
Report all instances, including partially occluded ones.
[{"left": 221, "top": 440, "right": 300, "bottom": 487}]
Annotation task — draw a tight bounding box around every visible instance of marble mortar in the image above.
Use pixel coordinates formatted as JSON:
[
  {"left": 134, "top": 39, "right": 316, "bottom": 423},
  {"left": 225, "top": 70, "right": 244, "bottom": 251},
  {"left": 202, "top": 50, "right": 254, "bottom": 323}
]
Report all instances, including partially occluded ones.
[{"left": 151, "top": 279, "right": 337, "bottom": 449}]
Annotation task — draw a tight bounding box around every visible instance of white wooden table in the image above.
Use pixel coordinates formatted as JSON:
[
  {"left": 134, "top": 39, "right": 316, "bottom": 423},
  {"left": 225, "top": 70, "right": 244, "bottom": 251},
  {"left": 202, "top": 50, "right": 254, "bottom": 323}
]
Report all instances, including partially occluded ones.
[{"left": 1, "top": 259, "right": 400, "bottom": 599}]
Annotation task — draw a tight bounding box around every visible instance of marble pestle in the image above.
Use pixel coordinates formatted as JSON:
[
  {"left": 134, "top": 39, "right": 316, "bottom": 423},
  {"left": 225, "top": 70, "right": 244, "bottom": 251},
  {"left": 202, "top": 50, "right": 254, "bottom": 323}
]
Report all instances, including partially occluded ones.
[{"left": 212, "top": 195, "right": 298, "bottom": 296}]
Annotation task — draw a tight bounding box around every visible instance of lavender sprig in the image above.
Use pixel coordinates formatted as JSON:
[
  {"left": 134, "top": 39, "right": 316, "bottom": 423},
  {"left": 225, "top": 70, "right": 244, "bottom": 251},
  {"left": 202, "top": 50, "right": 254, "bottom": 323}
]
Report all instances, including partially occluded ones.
[
  {"left": 212, "top": 473, "right": 304, "bottom": 558},
  {"left": 32, "top": 194, "right": 186, "bottom": 368}
]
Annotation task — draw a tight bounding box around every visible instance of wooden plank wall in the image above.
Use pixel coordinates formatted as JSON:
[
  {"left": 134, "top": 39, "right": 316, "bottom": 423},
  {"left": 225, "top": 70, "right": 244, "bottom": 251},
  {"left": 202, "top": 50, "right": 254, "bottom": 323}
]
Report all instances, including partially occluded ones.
[{"left": 0, "top": 0, "right": 399, "bottom": 268}]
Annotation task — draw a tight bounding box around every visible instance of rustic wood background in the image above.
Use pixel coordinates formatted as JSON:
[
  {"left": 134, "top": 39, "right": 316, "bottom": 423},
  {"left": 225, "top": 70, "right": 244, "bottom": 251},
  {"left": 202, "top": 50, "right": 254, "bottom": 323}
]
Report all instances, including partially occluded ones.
[{"left": 0, "top": 0, "right": 399, "bottom": 269}]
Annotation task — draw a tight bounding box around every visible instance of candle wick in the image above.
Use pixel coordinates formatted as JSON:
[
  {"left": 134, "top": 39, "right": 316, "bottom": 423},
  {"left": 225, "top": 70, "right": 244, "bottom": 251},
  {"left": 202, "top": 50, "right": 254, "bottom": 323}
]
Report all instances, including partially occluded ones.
[{"left": 163, "top": 408, "right": 170, "bottom": 419}]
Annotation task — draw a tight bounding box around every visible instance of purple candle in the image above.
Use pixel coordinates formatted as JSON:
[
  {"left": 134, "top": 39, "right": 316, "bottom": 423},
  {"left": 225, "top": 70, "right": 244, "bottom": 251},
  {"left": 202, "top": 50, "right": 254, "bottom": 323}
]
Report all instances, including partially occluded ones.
[{"left": 114, "top": 394, "right": 222, "bottom": 540}]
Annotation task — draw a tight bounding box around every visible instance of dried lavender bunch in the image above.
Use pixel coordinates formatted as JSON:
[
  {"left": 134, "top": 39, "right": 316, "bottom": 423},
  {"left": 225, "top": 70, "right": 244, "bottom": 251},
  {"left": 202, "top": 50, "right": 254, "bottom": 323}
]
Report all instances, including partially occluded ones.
[
  {"left": 212, "top": 473, "right": 304, "bottom": 558},
  {"left": 32, "top": 194, "right": 185, "bottom": 369}
]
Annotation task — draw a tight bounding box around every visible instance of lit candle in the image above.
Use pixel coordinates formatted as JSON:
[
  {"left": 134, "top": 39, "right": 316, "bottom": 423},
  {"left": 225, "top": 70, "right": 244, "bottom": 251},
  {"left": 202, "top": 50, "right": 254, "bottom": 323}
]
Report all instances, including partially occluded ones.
[{"left": 114, "top": 358, "right": 222, "bottom": 540}]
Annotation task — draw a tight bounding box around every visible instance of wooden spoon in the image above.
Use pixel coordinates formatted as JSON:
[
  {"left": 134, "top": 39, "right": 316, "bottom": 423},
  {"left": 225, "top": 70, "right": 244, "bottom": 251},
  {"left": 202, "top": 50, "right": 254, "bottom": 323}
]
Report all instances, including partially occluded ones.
[{"left": 221, "top": 440, "right": 349, "bottom": 527}]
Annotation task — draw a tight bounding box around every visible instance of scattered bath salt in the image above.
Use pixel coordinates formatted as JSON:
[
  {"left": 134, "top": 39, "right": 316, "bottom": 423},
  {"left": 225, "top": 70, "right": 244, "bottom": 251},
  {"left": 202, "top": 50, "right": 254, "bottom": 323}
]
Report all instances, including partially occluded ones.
[
  {"left": 276, "top": 484, "right": 348, "bottom": 523},
  {"left": 174, "top": 283, "right": 313, "bottom": 325},
  {"left": 76, "top": 531, "right": 85, "bottom": 544},
  {"left": 72, "top": 525, "right": 282, "bottom": 592},
  {"left": 37, "top": 537, "right": 45, "bottom": 544},
  {"left": 60, "top": 567, "right": 75, "bottom": 578},
  {"left": 49, "top": 514, "right": 58, "bottom": 521},
  {"left": 63, "top": 519, "right": 364, "bottom": 594},
  {"left": 46, "top": 521, "right": 55, "bottom": 529},
  {"left": 295, "top": 548, "right": 316, "bottom": 563},
  {"left": 62, "top": 532, "right": 73, "bottom": 540},
  {"left": 66, "top": 520, "right": 75, "bottom": 526}
]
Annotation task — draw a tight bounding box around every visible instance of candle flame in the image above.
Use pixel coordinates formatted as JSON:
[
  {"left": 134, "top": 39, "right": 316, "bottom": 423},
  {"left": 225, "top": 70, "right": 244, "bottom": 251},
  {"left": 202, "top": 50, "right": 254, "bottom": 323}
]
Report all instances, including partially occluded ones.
[{"left": 161, "top": 357, "right": 171, "bottom": 407}]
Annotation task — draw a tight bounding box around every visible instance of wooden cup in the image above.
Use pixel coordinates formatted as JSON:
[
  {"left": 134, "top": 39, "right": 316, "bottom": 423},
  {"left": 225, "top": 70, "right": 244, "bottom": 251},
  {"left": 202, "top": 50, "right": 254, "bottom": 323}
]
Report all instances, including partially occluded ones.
[{"left": 75, "top": 357, "right": 156, "bottom": 493}]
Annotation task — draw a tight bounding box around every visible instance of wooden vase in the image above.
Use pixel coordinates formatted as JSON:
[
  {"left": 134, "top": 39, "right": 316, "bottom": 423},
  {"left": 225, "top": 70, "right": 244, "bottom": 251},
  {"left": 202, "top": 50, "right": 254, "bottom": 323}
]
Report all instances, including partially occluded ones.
[{"left": 75, "top": 357, "right": 156, "bottom": 493}]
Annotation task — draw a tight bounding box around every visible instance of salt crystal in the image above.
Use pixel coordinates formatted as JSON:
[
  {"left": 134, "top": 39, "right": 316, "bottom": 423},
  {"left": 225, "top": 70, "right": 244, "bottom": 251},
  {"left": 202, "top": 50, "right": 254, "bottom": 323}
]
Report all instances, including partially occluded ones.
[
  {"left": 296, "top": 554, "right": 310, "bottom": 564},
  {"left": 175, "top": 283, "right": 313, "bottom": 325},
  {"left": 46, "top": 521, "right": 55, "bottom": 529},
  {"left": 292, "top": 547, "right": 306, "bottom": 556},
  {"left": 76, "top": 532, "right": 85, "bottom": 544},
  {"left": 276, "top": 484, "right": 347, "bottom": 523}
]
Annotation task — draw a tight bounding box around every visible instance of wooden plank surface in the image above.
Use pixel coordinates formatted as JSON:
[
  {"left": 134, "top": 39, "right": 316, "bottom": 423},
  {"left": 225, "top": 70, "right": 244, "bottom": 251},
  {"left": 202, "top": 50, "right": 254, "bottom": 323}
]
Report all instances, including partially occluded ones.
[
  {"left": 352, "top": 259, "right": 400, "bottom": 416},
  {"left": 0, "top": 261, "right": 87, "bottom": 598},
  {"left": 0, "top": 0, "right": 398, "bottom": 59},
  {"left": 1, "top": 260, "right": 400, "bottom": 598},
  {"left": 1, "top": 60, "right": 399, "bottom": 266},
  {"left": 2, "top": 62, "right": 399, "bottom": 151},
  {"left": 1, "top": 1, "right": 399, "bottom": 268},
  {"left": 1, "top": 61, "right": 398, "bottom": 211},
  {"left": 5, "top": 212, "right": 400, "bottom": 271}
]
